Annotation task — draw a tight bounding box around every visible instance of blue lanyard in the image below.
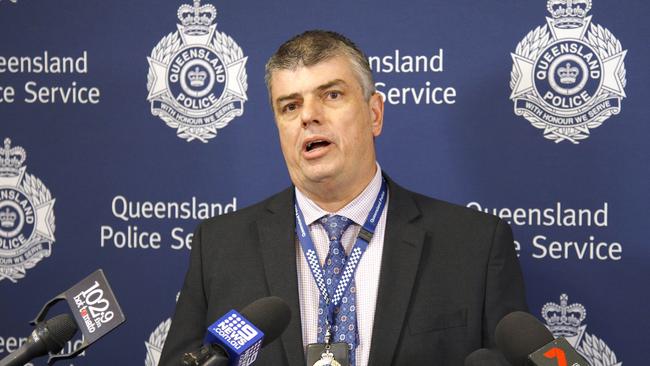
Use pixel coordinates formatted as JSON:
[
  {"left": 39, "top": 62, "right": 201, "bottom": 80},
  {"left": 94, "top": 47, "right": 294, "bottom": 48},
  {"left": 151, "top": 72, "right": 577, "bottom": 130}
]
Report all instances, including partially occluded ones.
[{"left": 294, "top": 179, "right": 388, "bottom": 327}]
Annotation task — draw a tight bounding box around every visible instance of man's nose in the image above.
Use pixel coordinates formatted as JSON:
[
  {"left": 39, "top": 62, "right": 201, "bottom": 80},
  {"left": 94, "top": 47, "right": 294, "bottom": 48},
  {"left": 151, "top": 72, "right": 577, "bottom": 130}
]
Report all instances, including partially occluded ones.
[{"left": 300, "top": 97, "right": 322, "bottom": 128}]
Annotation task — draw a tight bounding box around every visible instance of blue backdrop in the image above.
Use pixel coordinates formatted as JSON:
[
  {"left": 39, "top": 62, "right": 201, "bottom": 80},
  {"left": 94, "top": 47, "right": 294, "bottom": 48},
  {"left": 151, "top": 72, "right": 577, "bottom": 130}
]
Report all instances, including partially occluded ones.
[{"left": 1, "top": 0, "right": 647, "bottom": 364}]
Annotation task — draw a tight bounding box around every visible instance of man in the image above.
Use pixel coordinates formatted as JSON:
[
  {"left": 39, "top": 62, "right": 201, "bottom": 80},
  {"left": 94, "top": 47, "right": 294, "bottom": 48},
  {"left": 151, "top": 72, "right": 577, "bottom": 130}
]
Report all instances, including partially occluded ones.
[{"left": 159, "top": 30, "right": 526, "bottom": 366}]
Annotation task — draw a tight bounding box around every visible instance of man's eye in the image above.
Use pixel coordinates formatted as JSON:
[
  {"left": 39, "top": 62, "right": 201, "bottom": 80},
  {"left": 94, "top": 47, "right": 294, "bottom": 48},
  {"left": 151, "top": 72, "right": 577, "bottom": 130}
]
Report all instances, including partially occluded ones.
[
  {"left": 327, "top": 91, "right": 341, "bottom": 99},
  {"left": 282, "top": 103, "right": 297, "bottom": 113}
]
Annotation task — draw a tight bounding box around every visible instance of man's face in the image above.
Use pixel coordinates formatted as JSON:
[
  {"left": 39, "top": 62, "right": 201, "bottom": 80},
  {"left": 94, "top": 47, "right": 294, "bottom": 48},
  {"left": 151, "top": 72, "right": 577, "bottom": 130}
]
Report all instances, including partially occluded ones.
[{"left": 270, "top": 55, "right": 384, "bottom": 194}]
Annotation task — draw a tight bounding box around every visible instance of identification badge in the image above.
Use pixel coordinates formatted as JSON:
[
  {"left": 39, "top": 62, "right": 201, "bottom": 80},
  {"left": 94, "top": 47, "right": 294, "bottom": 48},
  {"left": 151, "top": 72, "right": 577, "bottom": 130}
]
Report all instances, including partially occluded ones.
[{"left": 306, "top": 342, "right": 349, "bottom": 366}]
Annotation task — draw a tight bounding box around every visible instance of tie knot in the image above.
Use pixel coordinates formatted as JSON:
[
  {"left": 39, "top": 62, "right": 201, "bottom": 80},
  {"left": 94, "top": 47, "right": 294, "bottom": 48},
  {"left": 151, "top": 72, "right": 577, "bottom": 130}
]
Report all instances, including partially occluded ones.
[{"left": 319, "top": 215, "right": 353, "bottom": 242}]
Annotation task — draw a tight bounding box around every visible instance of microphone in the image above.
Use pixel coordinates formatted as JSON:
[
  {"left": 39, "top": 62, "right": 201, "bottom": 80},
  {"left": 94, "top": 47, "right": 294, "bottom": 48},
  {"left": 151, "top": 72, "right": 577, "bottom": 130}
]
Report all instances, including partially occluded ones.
[
  {"left": 182, "top": 296, "right": 291, "bottom": 366},
  {"left": 0, "top": 314, "right": 78, "bottom": 366},
  {"left": 464, "top": 348, "right": 512, "bottom": 366},
  {"left": 495, "top": 311, "right": 590, "bottom": 366}
]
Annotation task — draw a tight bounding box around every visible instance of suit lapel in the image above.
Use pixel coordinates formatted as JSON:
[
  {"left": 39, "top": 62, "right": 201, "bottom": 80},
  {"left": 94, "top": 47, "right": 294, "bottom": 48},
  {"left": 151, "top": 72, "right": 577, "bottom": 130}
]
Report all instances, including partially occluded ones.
[
  {"left": 257, "top": 188, "right": 305, "bottom": 366},
  {"left": 255, "top": 179, "right": 427, "bottom": 365},
  {"left": 368, "top": 178, "right": 427, "bottom": 366}
]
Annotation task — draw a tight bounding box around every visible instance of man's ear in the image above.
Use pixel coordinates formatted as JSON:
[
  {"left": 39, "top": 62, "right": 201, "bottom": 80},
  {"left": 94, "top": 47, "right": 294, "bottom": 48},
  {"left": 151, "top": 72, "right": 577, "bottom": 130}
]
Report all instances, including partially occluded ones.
[{"left": 369, "top": 92, "right": 384, "bottom": 137}]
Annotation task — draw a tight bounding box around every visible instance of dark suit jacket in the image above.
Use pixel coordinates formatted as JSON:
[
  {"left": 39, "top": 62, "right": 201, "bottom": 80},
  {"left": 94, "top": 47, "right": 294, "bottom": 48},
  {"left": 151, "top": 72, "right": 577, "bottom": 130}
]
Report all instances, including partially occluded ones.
[{"left": 159, "top": 177, "right": 527, "bottom": 366}]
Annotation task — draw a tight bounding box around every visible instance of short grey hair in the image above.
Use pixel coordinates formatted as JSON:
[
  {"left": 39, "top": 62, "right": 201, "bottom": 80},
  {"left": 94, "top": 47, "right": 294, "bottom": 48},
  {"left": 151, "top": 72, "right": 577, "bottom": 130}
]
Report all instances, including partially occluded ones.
[{"left": 264, "top": 30, "right": 375, "bottom": 102}]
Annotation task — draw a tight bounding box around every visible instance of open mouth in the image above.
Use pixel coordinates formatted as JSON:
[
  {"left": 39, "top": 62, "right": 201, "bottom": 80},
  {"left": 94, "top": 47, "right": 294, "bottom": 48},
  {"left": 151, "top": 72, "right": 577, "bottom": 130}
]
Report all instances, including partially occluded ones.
[{"left": 305, "top": 140, "right": 331, "bottom": 152}]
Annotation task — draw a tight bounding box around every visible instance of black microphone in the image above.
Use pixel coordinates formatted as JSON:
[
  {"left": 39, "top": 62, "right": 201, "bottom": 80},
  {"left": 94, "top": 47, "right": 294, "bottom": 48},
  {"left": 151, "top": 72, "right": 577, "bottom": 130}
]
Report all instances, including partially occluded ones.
[
  {"left": 0, "top": 314, "right": 78, "bottom": 366},
  {"left": 464, "top": 348, "right": 512, "bottom": 366},
  {"left": 182, "top": 296, "right": 291, "bottom": 366},
  {"left": 495, "top": 311, "right": 590, "bottom": 366}
]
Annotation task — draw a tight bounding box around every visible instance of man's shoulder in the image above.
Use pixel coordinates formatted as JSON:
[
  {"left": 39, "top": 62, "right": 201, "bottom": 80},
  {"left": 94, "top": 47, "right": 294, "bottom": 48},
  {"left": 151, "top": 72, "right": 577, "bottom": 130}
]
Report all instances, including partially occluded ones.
[{"left": 389, "top": 179, "right": 502, "bottom": 230}]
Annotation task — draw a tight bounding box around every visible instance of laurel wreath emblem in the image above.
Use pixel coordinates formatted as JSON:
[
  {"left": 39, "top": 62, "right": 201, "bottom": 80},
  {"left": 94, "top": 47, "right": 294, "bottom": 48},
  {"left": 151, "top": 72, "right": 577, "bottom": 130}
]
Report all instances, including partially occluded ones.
[
  {"left": 578, "top": 332, "right": 622, "bottom": 366},
  {"left": 510, "top": 23, "right": 626, "bottom": 143},
  {"left": 147, "top": 30, "right": 248, "bottom": 142},
  {"left": 510, "top": 25, "right": 552, "bottom": 91},
  {"left": 145, "top": 318, "right": 171, "bottom": 366},
  {"left": 0, "top": 173, "right": 55, "bottom": 283}
]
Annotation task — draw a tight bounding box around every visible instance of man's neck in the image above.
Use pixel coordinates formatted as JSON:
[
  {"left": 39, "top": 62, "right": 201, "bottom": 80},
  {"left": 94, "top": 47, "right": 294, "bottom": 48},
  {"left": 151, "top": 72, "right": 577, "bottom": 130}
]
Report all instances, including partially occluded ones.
[{"left": 298, "top": 164, "right": 378, "bottom": 212}]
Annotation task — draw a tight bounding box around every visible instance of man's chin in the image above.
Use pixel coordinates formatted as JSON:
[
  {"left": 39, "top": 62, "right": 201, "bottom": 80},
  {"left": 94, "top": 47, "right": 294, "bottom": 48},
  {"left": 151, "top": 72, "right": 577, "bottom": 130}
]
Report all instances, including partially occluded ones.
[
  {"left": 305, "top": 172, "right": 338, "bottom": 185},
  {"left": 295, "top": 167, "right": 342, "bottom": 187}
]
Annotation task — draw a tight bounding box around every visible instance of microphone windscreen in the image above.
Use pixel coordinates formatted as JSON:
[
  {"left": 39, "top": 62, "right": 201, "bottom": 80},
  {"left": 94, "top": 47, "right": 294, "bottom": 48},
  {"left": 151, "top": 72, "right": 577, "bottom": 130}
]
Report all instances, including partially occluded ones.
[
  {"left": 464, "top": 348, "right": 511, "bottom": 366},
  {"left": 495, "top": 311, "right": 554, "bottom": 366},
  {"left": 239, "top": 296, "right": 291, "bottom": 347},
  {"left": 42, "top": 314, "right": 78, "bottom": 351}
]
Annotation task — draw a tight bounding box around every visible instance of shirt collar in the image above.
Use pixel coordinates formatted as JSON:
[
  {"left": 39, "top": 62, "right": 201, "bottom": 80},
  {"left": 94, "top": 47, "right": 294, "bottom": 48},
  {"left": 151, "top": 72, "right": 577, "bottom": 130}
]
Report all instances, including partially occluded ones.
[{"left": 295, "top": 162, "right": 383, "bottom": 226}]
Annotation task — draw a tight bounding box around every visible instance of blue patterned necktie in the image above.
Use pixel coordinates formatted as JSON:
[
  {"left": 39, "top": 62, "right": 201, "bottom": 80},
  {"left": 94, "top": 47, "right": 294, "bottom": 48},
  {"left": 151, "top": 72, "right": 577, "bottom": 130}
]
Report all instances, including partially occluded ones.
[{"left": 317, "top": 214, "right": 358, "bottom": 366}]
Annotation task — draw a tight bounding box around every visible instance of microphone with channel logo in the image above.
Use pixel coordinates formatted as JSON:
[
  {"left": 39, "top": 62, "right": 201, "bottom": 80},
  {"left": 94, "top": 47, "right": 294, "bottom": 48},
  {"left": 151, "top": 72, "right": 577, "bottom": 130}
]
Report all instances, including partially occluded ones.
[
  {"left": 0, "top": 269, "right": 126, "bottom": 365},
  {"left": 495, "top": 311, "right": 590, "bottom": 366},
  {"left": 182, "top": 296, "right": 291, "bottom": 366}
]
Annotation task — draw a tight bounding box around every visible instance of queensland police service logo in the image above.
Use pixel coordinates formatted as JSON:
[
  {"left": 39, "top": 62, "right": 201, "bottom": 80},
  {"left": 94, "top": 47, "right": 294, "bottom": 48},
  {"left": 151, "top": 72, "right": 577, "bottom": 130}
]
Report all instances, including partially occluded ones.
[
  {"left": 510, "top": 0, "right": 627, "bottom": 143},
  {"left": 147, "top": 0, "right": 248, "bottom": 143},
  {"left": 0, "top": 138, "right": 55, "bottom": 283},
  {"left": 542, "top": 294, "right": 621, "bottom": 365}
]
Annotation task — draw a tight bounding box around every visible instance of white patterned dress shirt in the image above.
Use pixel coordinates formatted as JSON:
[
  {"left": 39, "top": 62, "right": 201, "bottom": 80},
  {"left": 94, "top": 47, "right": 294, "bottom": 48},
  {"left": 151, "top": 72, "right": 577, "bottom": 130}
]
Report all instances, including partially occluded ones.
[{"left": 295, "top": 164, "right": 388, "bottom": 366}]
